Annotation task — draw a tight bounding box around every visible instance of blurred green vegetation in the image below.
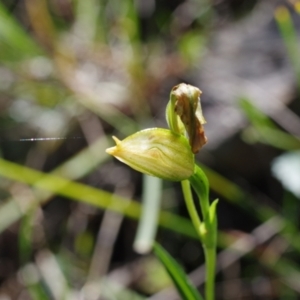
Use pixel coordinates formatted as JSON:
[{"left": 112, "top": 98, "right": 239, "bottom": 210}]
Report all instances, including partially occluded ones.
[{"left": 0, "top": 0, "right": 300, "bottom": 299}]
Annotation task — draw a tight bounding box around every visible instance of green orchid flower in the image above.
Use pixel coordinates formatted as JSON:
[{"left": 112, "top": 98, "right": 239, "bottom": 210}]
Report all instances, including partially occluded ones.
[
  {"left": 106, "top": 83, "right": 217, "bottom": 300},
  {"left": 106, "top": 128, "right": 194, "bottom": 181}
]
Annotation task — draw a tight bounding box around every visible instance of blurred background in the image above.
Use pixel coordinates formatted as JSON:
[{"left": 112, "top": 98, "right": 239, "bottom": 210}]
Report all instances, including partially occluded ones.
[{"left": 0, "top": 0, "right": 300, "bottom": 299}]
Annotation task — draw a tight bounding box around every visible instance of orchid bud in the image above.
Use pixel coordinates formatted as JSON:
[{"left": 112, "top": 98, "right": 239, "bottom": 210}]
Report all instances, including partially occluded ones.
[
  {"left": 166, "top": 83, "right": 207, "bottom": 153},
  {"left": 106, "top": 128, "right": 194, "bottom": 181}
]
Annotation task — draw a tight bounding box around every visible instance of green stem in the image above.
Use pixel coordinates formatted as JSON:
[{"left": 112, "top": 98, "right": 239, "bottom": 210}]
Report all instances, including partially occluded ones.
[
  {"left": 189, "top": 165, "right": 217, "bottom": 300},
  {"left": 204, "top": 246, "right": 216, "bottom": 300},
  {"left": 181, "top": 179, "right": 202, "bottom": 240}
]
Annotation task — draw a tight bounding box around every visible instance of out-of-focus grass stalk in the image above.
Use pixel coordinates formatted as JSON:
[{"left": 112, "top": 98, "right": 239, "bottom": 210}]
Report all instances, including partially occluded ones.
[
  {"left": 19, "top": 207, "right": 51, "bottom": 299},
  {"left": 0, "top": 158, "right": 197, "bottom": 239},
  {"left": 74, "top": 0, "right": 100, "bottom": 44},
  {"left": 134, "top": 175, "right": 162, "bottom": 254},
  {"left": 35, "top": 250, "right": 73, "bottom": 299},
  {"left": 0, "top": 136, "right": 109, "bottom": 233},
  {"left": 19, "top": 263, "right": 50, "bottom": 300},
  {"left": 240, "top": 98, "right": 300, "bottom": 150},
  {"left": 275, "top": 5, "right": 300, "bottom": 85},
  {"left": 19, "top": 206, "right": 36, "bottom": 263}
]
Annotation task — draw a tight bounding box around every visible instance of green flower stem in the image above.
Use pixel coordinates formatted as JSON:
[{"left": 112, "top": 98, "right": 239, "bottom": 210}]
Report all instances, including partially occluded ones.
[
  {"left": 203, "top": 246, "right": 216, "bottom": 300},
  {"left": 188, "top": 165, "right": 217, "bottom": 300},
  {"left": 181, "top": 179, "right": 202, "bottom": 240}
]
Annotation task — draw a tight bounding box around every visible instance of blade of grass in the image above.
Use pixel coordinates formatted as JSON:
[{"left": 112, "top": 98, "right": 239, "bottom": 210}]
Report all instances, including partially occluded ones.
[
  {"left": 0, "top": 158, "right": 197, "bottom": 239},
  {"left": 74, "top": 0, "right": 101, "bottom": 43},
  {"left": 134, "top": 175, "right": 162, "bottom": 254},
  {"left": 19, "top": 207, "right": 36, "bottom": 263},
  {"left": 153, "top": 243, "right": 203, "bottom": 300},
  {"left": 19, "top": 263, "right": 50, "bottom": 300},
  {"left": 0, "top": 136, "right": 110, "bottom": 234},
  {"left": 239, "top": 98, "right": 300, "bottom": 150},
  {"left": 35, "top": 250, "right": 72, "bottom": 300}
]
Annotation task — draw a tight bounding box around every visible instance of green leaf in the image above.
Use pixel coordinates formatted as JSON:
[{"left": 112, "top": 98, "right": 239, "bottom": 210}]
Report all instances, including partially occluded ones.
[{"left": 153, "top": 243, "right": 203, "bottom": 300}]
